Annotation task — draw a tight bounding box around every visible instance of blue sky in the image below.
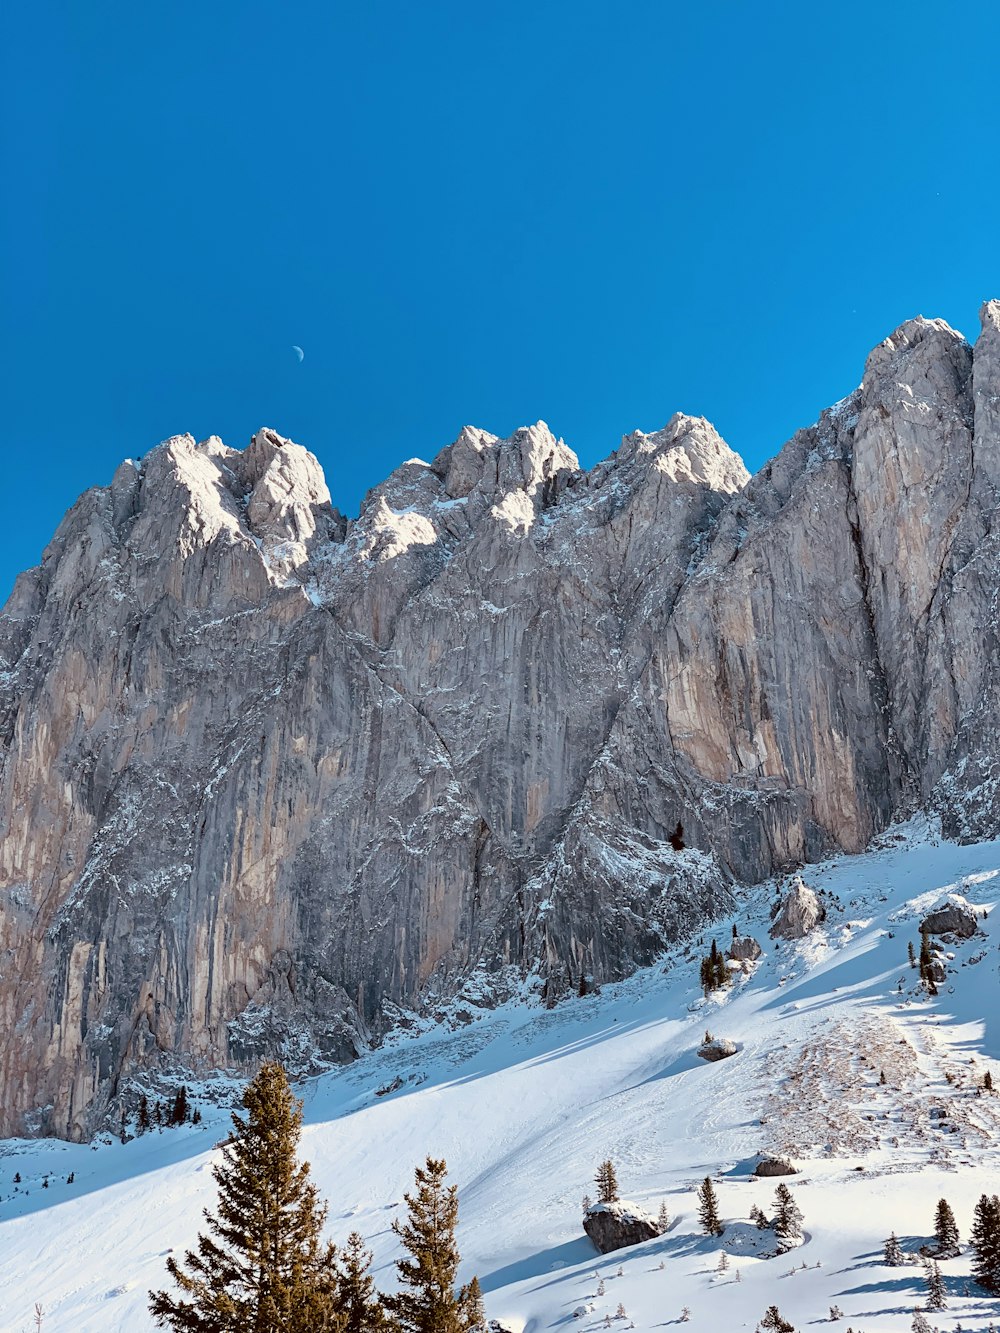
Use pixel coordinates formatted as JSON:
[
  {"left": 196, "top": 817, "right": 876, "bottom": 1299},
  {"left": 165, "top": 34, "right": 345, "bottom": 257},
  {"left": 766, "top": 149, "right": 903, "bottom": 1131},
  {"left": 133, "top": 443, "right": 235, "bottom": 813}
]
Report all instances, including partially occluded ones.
[{"left": 3, "top": 1, "right": 999, "bottom": 600}]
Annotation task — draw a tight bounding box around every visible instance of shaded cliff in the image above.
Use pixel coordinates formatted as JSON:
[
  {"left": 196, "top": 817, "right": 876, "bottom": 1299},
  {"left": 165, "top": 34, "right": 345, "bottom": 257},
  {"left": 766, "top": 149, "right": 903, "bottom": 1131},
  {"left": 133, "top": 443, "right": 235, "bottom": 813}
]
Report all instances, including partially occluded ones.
[{"left": 2, "top": 303, "right": 1000, "bottom": 1138}]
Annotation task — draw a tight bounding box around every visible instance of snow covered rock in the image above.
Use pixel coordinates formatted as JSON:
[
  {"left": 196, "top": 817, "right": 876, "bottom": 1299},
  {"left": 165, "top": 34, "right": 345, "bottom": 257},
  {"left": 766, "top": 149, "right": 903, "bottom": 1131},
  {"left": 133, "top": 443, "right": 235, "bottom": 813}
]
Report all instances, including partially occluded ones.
[
  {"left": 920, "top": 896, "right": 979, "bottom": 939},
  {"left": 753, "top": 1154, "right": 799, "bottom": 1177},
  {"left": 698, "top": 1037, "right": 738, "bottom": 1062},
  {"left": 727, "top": 935, "right": 763, "bottom": 964},
  {"left": 770, "top": 877, "right": 826, "bottom": 940},
  {"left": 583, "top": 1200, "right": 661, "bottom": 1254}
]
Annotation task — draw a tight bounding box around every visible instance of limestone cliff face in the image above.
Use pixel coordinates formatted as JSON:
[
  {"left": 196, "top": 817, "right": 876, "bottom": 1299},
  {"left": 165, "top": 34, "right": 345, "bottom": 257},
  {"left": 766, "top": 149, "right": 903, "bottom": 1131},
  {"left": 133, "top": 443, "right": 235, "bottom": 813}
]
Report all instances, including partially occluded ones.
[{"left": 2, "top": 307, "right": 1000, "bottom": 1138}]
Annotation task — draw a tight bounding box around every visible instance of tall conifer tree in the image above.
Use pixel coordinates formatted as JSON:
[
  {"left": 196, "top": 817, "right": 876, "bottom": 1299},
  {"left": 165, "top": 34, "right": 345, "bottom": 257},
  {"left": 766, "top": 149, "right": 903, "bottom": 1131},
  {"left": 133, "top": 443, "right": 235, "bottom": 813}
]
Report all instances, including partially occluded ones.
[
  {"left": 696, "top": 1178, "right": 723, "bottom": 1236},
  {"left": 336, "top": 1232, "right": 387, "bottom": 1332},
  {"left": 595, "top": 1159, "right": 619, "bottom": 1204},
  {"left": 971, "top": 1193, "right": 1000, "bottom": 1293},
  {"left": 149, "top": 1061, "right": 341, "bottom": 1332},
  {"left": 385, "top": 1156, "right": 482, "bottom": 1333}
]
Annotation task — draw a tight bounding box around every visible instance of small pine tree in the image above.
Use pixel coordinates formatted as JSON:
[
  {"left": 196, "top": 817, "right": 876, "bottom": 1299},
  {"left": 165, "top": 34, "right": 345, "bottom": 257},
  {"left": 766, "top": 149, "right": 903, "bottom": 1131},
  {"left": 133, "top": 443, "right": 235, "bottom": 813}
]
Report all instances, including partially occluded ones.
[
  {"left": 597, "top": 1279, "right": 606, "bottom": 1296},
  {"left": 829, "top": 1306, "right": 843, "bottom": 1321},
  {"left": 13, "top": 1172, "right": 20, "bottom": 1184},
  {"left": 773, "top": 1183, "right": 804, "bottom": 1244},
  {"left": 884, "top": 1232, "right": 904, "bottom": 1266},
  {"left": 679, "top": 1309, "right": 691, "bottom": 1323},
  {"left": 192, "top": 1109, "right": 202, "bottom": 1125},
  {"left": 925, "top": 1259, "right": 947, "bottom": 1311},
  {"left": 385, "top": 1156, "right": 482, "bottom": 1332},
  {"left": 750, "top": 1203, "right": 769, "bottom": 1230},
  {"left": 138, "top": 1095, "right": 151, "bottom": 1134},
  {"left": 700, "top": 940, "right": 728, "bottom": 992},
  {"left": 170, "top": 1086, "right": 189, "bottom": 1126},
  {"left": 582, "top": 1194, "right": 592, "bottom": 1216},
  {"left": 912, "top": 1312, "right": 932, "bottom": 1333},
  {"left": 717, "top": 1251, "right": 729, "bottom": 1272},
  {"left": 616, "top": 1303, "right": 626, "bottom": 1319},
  {"left": 697, "top": 1177, "right": 723, "bottom": 1236},
  {"left": 908, "top": 940, "right": 916, "bottom": 967},
  {"left": 933, "top": 1198, "right": 960, "bottom": 1257},
  {"left": 148, "top": 1062, "right": 339, "bottom": 1330},
  {"left": 760, "top": 1305, "right": 794, "bottom": 1333},
  {"left": 66, "top": 1172, "right": 74, "bottom": 1185},
  {"left": 658, "top": 1200, "right": 670, "bottom": 1234},
  {"left": 595, "top": 1159, "right": 620, "bottom": 1204},
  {"left": 970, "top": 1193, "right": 1000, "bottom": 1294},
  {"left": 985, "top": 1070, "right": 995, "bottom": 1093},
  {"left": 879, "top": 1069, "right": 887, "bottom": 1085},
  {"left": 336, "top": 1232, "right": 387, "bottom": 1332}
]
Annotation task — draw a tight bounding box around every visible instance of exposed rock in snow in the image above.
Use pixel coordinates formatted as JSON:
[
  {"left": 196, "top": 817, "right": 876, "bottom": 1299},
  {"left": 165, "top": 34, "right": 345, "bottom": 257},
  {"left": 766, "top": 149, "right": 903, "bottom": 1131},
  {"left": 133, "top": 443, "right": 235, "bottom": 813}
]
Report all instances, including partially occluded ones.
[
  {"left": 698, "top": 1037, "right": 738, "bottom": 1062},
  {"left": 583, "top": 1200, "right": 661, "bottom": 1253},
  {"left": 727, "top": 935, "right": 763, "bottom": 963},
  {"left": 920, "top": 895, "right": 980, "bottom": 939},
  {"left": 753, "top": 1154, "right": 799, "bottom": 1177},
  {"left": 770, "top": 877, "right": 826, "bottom": 940}
]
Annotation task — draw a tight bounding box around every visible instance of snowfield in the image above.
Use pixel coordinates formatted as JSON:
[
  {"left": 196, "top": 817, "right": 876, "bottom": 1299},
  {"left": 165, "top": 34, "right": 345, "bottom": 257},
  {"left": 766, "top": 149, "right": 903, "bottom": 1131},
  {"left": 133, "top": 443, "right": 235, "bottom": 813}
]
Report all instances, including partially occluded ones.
[{"left": 2, "top": 817, "right": 1000, "bottom": 1332}]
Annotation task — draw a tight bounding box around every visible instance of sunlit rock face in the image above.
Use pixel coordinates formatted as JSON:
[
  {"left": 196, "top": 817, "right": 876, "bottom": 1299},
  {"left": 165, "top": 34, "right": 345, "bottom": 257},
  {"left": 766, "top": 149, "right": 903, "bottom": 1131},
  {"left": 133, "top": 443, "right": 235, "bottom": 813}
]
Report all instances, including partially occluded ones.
[{"left": 3, "top": 304, "right": 1000, "bottom": 1138}]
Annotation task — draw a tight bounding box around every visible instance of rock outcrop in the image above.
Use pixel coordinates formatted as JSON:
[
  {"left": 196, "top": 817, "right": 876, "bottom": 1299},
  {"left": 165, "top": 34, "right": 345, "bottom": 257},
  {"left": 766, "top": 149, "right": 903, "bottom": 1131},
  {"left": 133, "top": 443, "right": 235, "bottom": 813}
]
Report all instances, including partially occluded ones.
[
  {"left": 754, "top": 1155, "right": 799, "bottom": 1177},
  {"left": 583, "top": 1201, "right": 661, "bottom": 1253},
  {"left": 920, "top": 896, "right": 980, "bottom": 939},
  {"left": 5, "top": 305, "right": 1000, "bottom": 1137},
  {"left": 770, "top": 876, "right": 826, "bottom": 941},
  {"left": 727, "top": 935, "right": 763, "bottom": 964},
  {"left": 698, "top": 1037, "right": 738, "bottom": 1062}
]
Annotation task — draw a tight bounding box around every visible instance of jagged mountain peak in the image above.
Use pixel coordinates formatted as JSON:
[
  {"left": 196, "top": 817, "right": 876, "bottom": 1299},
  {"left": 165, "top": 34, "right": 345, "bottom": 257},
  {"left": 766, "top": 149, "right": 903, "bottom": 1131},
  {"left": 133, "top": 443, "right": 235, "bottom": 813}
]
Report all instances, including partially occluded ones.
[{"left": 6, "top": 305, "right": 1000, "bottom": 1139}]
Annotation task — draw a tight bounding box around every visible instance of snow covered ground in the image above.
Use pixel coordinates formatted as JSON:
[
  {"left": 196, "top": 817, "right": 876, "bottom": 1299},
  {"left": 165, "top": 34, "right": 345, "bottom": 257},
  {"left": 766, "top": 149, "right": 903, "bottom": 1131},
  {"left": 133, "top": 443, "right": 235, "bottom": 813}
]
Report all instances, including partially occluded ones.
[{"left": 2, "top": 817, "right": 1000, "bottom": 1332}]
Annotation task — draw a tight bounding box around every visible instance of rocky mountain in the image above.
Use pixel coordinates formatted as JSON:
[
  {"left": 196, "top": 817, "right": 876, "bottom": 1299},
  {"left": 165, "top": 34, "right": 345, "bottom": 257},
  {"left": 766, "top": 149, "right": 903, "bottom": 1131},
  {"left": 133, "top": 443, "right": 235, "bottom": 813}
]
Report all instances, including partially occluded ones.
[{"left": 2, "top": 303, "right": 999, "bottom": 1139}]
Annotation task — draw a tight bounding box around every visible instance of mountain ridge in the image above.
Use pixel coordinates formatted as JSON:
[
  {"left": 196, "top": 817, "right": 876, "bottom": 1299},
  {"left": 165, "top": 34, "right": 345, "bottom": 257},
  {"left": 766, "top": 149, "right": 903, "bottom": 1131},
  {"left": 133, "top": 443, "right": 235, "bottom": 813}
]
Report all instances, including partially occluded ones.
[{"left": 2, "top": 303, "right": 1000, "bottom": 1139}]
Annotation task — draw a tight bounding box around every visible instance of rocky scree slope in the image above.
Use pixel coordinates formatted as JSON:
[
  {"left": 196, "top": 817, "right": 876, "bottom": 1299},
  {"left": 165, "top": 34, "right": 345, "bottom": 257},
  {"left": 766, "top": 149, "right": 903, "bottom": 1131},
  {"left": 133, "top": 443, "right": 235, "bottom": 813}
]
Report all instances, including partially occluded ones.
[{"left": 2, "top": 304, "right": 1000, "bottom": 1139}]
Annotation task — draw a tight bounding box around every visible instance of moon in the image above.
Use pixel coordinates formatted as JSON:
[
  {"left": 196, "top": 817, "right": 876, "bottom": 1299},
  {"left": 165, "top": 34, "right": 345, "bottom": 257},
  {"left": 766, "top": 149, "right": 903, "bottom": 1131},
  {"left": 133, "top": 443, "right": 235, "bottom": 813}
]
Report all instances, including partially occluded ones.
[{"left": 292, "top": 345, "right": 304, "bottom": 363}]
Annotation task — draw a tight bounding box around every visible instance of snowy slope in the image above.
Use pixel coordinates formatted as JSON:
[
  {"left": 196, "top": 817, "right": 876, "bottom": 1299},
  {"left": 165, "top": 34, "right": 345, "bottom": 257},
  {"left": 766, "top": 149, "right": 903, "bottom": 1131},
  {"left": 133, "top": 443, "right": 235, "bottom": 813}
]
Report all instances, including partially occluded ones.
[{"left": 2, "top": 818, "right": 1000, "bottom": 1332}]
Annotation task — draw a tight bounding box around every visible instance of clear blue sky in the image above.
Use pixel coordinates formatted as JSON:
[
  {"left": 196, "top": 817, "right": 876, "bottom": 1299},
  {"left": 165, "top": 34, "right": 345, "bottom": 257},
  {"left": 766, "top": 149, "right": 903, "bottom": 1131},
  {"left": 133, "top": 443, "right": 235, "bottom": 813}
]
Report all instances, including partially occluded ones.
[{"left": 3, "top": 1, "right": 999, "bottom": 601}]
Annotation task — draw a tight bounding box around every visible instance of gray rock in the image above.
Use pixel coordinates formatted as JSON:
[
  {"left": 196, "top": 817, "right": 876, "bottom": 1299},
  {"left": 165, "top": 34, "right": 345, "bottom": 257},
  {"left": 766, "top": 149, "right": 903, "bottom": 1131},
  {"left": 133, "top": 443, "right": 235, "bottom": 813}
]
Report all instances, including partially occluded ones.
[
  {"left": 5, "top": 304, "right": 1000, "bottom": 1137},
  {"left": 583, "top": 1201, "right": 661, "bottom": 1254},
  {"left": 754, "top": 1155, "right": 799, "bottom": 1177},
  {"left": 920, "top": 896, "right": 979, "bottom": 939},
  {"left": 770, "top": 876, "right": 826, "bottom": 940},
  {"left": 698, "top": 1037, "right": 738, "bottom": 1062},
  {"left": 727, "top": 935, "right": 763, "bottom": 963}
]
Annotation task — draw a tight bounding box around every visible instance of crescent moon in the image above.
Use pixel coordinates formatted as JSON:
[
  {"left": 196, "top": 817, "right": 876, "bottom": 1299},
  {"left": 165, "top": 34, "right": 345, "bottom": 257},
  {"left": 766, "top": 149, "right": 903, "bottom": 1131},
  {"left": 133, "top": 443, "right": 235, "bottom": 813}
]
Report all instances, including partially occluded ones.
[{"left": 292, "top": 345, "right": 304, "bottom": 363}]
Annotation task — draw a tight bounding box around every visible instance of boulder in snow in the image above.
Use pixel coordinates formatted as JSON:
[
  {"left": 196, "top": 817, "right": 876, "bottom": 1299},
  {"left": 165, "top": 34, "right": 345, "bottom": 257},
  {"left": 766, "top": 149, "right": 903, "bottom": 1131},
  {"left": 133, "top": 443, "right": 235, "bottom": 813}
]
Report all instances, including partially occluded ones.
[
  {"left": 698, "top": 1037, "right": 738, "bottom": 1062},
  {"left": 770, "top": 875, "right": 826, "bottom": 940},
  {"left": 920, "top": 896, "right": 979, "bottom": 939},
  {"left": 753, "top": 1154, "right": 799, "bottom": 1177},
  {"left": 727, "top": 934, "right": 763, "bottom": 963},
  {"left": 583, "top": 1200, "right": 660, "bottom": 1254}
]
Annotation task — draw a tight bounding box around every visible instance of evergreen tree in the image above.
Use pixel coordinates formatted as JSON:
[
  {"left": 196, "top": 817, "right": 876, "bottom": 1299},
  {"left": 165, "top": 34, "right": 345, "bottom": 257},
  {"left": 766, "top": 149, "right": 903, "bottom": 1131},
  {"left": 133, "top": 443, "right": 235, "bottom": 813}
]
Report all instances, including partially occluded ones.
[
  {"left": 335, "top": 1232, "right": 387, "bottom": 1332},
  {"left": 971, "top": 1193, "right": 1000, "bottom": 1294},
  {"left": 908, "top": 940, "right": 916, "bottom": 968},
  {"left": 658, "top": 1201, "right": 670, "bottom": 1234},
  {"left": 760, "top": 1305, "right": 794, "bottom": 1333},
  {"left": 772, "top": 1183, "right": 803, "bottom": 1243},
  {"left": 699, "top": 940, "right": 728, "bottom": 993},
  {"left": 138, "top": 1095, "right": 151, "bottom": 1134},
  {"left": 595, "top": 1159, "right": 619, "bottom": 1204},
  {"left": 750, "top": 1204, "right": 769, "bottom": 1231},
  {"left": 933, "top": 1198, "right": 960, "bottom": 1257},
  {"left": 170, "top": 1086, "right": 189, "bottom": 1126},
  {"left": 912, "top": 1312, "right": 932, "bottom": 1333},
  {"left": 385, "top": 1156, "right": 482, "bottom": 1333},
  {"left": 696, "top": 1177, "right": 723, "bottom": 1236},
  {"left": 925, "top": 1259, "right": 947, "bottom": 1311},
  {"left": 149, "top": 1061, "right": 341, "bottom": 1332},
  {"left": 985, "top": 1070, "right": 994, "bottom": 1093},
  {"left": 884, "top": 1232, "right": 904, "bottom": 1266}
]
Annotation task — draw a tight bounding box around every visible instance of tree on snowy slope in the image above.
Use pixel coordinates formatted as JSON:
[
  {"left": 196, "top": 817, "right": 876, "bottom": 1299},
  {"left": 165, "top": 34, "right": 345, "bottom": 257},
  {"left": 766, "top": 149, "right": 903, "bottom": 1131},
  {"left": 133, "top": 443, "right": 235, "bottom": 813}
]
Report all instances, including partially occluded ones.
[
  {"left": 772, "top": 1183, "right": 803, "bottom": 1245},
  {"left": 924, "top": 1258, "right": 947, "bottom": 1311},
  {"left": 697, "top": 1178, "right": 723, "bottom": 1236},
  {"left": 971, "top": 1193, "right": 1000, "bottom": 1294},
  {"left": 595, "top": 1159, "right": 620, "bottom": 1204},
  {"left": 933, "top": 1198, "right": 960, "bottom": 1257},
  {"left": 884, "top": 1232, "right": 904, "bottom": 1265},
  {"left": 335, "top": 1232, "right": 388, "bottom": 1332},
  {"left": 759, "top": 1304, "right": 794, "bottom": 1333},
  {"left": 385, "top": 1156, "right": 483, "bottom": 1333},
  {"left": 149, "top": 1062, "right": 342, "bottom": 1332},
  {"left": 699, "top": 940, "right": 728, "bottom": 993}
]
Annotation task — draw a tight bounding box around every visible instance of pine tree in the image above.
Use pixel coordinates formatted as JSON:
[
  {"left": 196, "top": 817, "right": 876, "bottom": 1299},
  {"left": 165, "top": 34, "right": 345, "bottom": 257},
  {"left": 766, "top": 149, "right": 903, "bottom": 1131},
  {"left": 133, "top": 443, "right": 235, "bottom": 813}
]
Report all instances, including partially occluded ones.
[
  {"left": 170, "top": 1086, "right": 189, "bottom": 1126},
  {"left": 933, "top": 1198, "right": 959, "bottom": 1257},
  {"left": 908, "top": 940, "right": 916, "bottom": 968},
  {"left": 772, "top": 1183, "right": 803, "bottom": 1243},
  {"left": 697, "top": 1177, "right": 723, "bottom": 1236},
  {"left": 595, "top": 1159, "right": 619, "bottom": 1204},
  {"left": 138, "top": 1095, "right": 151, "bottom": 1134},
  {"left": 925, "top": 1259, "right": 947, "bottom": 1311},
  {"left": 149, "top": 1061, "right": 341, "bottom": 1331},
  {"left": 385, "top": 1156, "right": 482, "bottom": 1333},
  {"left": 912, "top": 1313, "right": 932, "bottom": 1333},
  {"left": 760, "top": 1305, "right": 794, "bottom": 1333},
  {"left": 658, "top": 1201, "right": 670, "bottom": 1234},
  {"left": 335, "top": 1232, "right": 387, "bottom": 1332},
  {"left": 970, "top": 1193, "right": 1000, "bottom": 1294},
  {"left": 884, "top": 1232, "right": 904, "bottom": 1266},
  {"left": 700, "top": 940, "right": 728, "bottom": 992},
  {"left": 985, "top": 1070, "right": 994, "bottom": 1093},
  {"left": 750, "top": 1204, "right": 769, "bottom": 1231}
]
